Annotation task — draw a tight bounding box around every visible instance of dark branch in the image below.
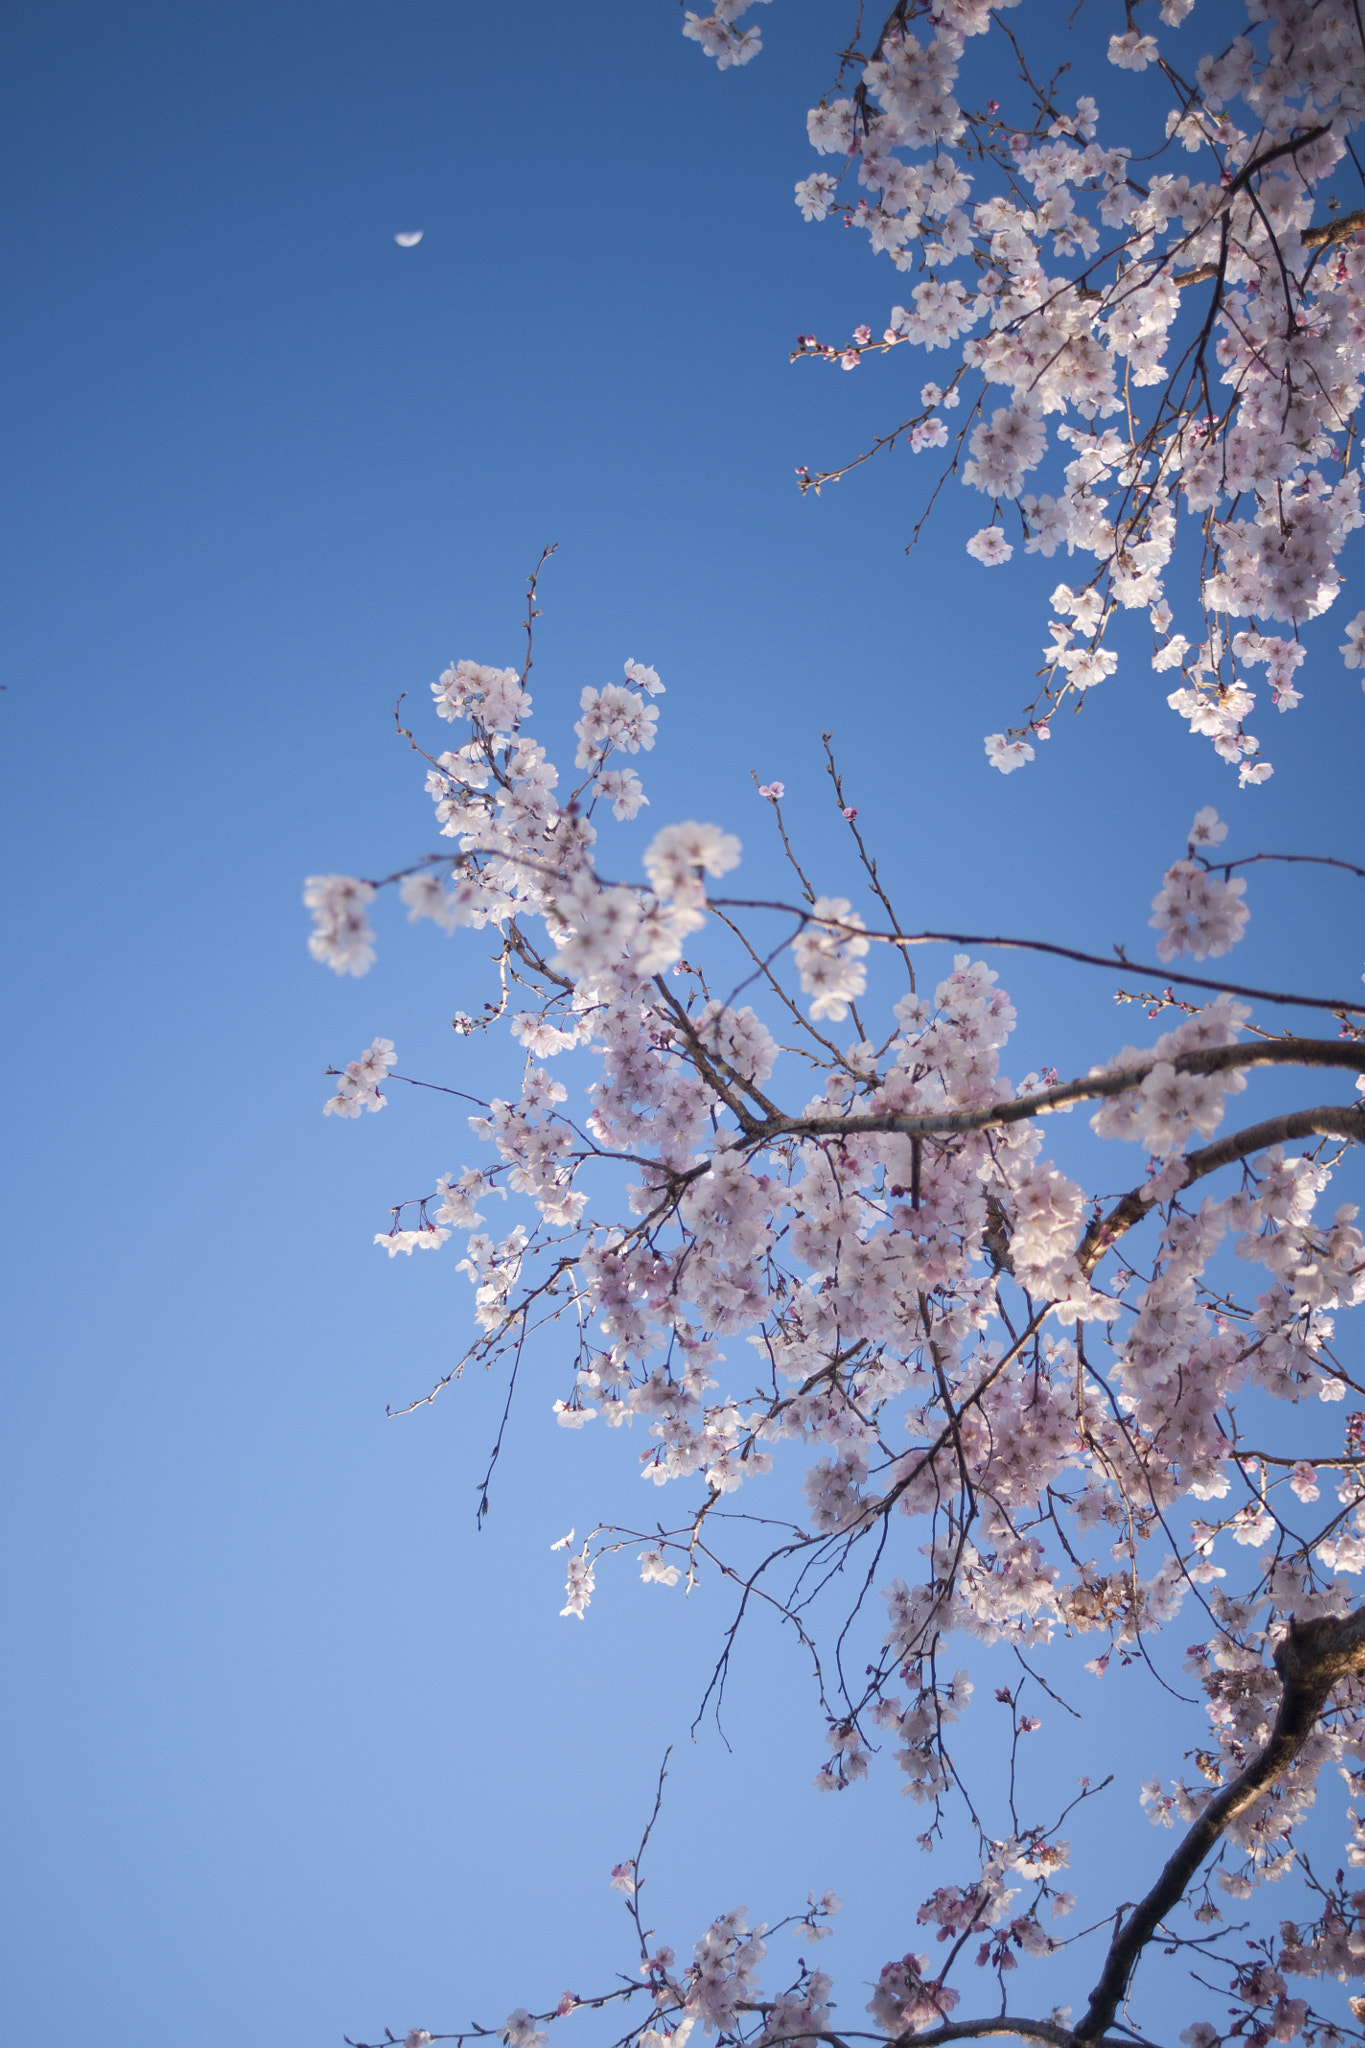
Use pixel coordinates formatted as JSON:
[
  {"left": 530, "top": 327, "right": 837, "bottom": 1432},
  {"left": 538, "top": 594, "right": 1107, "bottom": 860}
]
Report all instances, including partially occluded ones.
[
  {"left": 1078, "top": 1101, "right": 1365, "bottom": 1274},
  {"left": 889, "top": 2024, "right": 1131, "bottom": 2048},
  {"left": 1074, "top": 1605, "right": 1365, "bottom": 2040},
  {"left": 709, "top": 906, "right": 1365, "bottom": 1018},
  {"left": 746, "top": 1041, "right": 1365, "bottom": 1149}
]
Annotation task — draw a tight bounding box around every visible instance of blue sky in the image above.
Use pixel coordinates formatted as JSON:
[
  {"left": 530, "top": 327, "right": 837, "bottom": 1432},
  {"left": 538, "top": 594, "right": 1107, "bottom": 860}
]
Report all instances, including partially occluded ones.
[{"left": 4, "top": 4, "right": 1363, "bottom": 2044}]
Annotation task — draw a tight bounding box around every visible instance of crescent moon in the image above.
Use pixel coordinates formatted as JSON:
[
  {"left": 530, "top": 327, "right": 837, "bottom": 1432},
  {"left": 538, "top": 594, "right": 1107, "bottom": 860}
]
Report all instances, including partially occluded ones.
[{"left": 394, "top": 230, "right": 424, "bottom": 247}]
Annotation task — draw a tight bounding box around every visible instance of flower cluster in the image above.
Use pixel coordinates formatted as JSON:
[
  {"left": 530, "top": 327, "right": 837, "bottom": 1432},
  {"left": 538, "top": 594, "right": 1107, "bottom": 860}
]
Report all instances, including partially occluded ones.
[
  {"left": 305, "top": 872, "right": 376, "bottom": 976},
  {"left": 681, "top": 0, "right": 769, "bottom": 70},
  {"left": 694, "top": 1, "right": 1365, "bottom": 778},
  {"left": 323, "top": 1037, "right": 396, "bottom": 1117}
]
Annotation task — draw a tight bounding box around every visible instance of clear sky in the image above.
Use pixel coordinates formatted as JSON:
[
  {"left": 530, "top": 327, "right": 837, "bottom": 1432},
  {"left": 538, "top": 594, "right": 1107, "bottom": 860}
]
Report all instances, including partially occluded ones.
[{"left": 3, "top": 4, "right": 1363, "bottom": 2045}]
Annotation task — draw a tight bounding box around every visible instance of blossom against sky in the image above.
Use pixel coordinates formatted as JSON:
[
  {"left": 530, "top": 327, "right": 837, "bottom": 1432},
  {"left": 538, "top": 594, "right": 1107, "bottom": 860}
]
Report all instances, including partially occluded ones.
[{"left": 3, "top": 4, "right": 1364, "bottom": 2046}]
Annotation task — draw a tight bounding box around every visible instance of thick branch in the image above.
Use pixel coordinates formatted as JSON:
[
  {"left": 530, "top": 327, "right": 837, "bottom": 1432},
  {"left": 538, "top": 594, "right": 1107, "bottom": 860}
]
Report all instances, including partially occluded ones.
[
  {"left": 888, "top": 2025, "right": 1130, "bottom": 2048},
  {"left": 1078, "top": 1101, "right": 1365, "bottom": 1274},
  {"left": 758, "top": 2021, "right": 1139, "bottom": 2048},
  {"left": 1175, "top": 204, "right": 1365, "bottom": 284},
  {"left": 1304, "top": 206, "right": 1365, "bottom": 251},
  {"left": 1075, "top": 1605, "right": 1365, "bottom": 2040},
  {"left": 747, "top": 1040, "right": 1365, "bottom": 1148},
  {"left": 755, "top": 2025, "right": 1136, "bottom": 2048}
]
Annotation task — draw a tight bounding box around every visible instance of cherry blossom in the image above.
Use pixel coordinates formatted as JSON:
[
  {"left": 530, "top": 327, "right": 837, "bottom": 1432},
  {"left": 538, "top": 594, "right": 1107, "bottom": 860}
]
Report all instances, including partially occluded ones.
[
  {"left": 323, "top": 1036, "right": 396, "bottom": 1116},
  {"left": 965, "top": 525, "right": 1012, "bottom": 565},
  {"left": 1149, "top": 860, "right": 1250, "bottom": 960},
  {"left": 304, "top": 873, "right": 376, "bottom": 976},
  {"left": 984, "top": 732, "right": 1034, "bottom": 772},
  {"left": 682, "top": 0, "right": 768, "bottom": 71}
]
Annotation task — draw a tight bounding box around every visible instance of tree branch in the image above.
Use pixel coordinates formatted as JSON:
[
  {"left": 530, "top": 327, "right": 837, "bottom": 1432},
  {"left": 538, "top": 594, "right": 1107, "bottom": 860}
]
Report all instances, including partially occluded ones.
[
  {"left": 709, "top": 905, "right": 1365, "bottom": 1018},
  {"left": 1078, "top": 1102, "right": 1365, "bottom": 1274},
  {"left": 1168, "top": 142, "right": 1357, "bottom": 287},
  {"left": 1301, "top": 206, "right": 1364, "bottom": 252},
  {"left": 745, "top": 1040, "right": 1365, "bottom": 1149},
  {"left": 1074, "top": 1605, "right": 1365, "bottom": 2040},
  {"left": 759, "top": 2023, "right": 1140, "bottom": 2048},
  {"left": 888, "top": 2023, "right": 1132, "bottom": 2048}
]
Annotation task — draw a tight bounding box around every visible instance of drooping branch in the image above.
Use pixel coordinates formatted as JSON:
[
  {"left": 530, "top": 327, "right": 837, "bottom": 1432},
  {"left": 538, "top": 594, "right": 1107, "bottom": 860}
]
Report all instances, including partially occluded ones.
[{"left": 1073, "top": 1605, "right": 1365, "bottom": 2042}]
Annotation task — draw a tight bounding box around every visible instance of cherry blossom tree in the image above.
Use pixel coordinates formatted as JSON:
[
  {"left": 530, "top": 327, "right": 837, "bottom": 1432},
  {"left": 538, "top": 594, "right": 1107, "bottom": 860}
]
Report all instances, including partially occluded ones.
[{"left": 308, "top": 7, "right": 1365, "bottom": 2048}]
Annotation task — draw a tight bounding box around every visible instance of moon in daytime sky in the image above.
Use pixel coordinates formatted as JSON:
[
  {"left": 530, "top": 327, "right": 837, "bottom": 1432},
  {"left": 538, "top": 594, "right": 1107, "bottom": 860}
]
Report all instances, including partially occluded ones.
[{"left": 393, "top": 230, "right": 423, "bottom": 246}]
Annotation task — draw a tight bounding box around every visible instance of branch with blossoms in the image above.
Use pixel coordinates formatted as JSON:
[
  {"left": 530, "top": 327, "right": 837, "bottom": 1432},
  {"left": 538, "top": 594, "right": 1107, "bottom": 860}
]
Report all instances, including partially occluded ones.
[
  {"left": 312, "top": 593, "right": 1365, "bottom": 2044},
  {"left": 345, "top": 1607, "right": 1365, "bottom": 2048},
  {"left": 684, "top": 0, "right": 1365, "bottom": 780}
]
